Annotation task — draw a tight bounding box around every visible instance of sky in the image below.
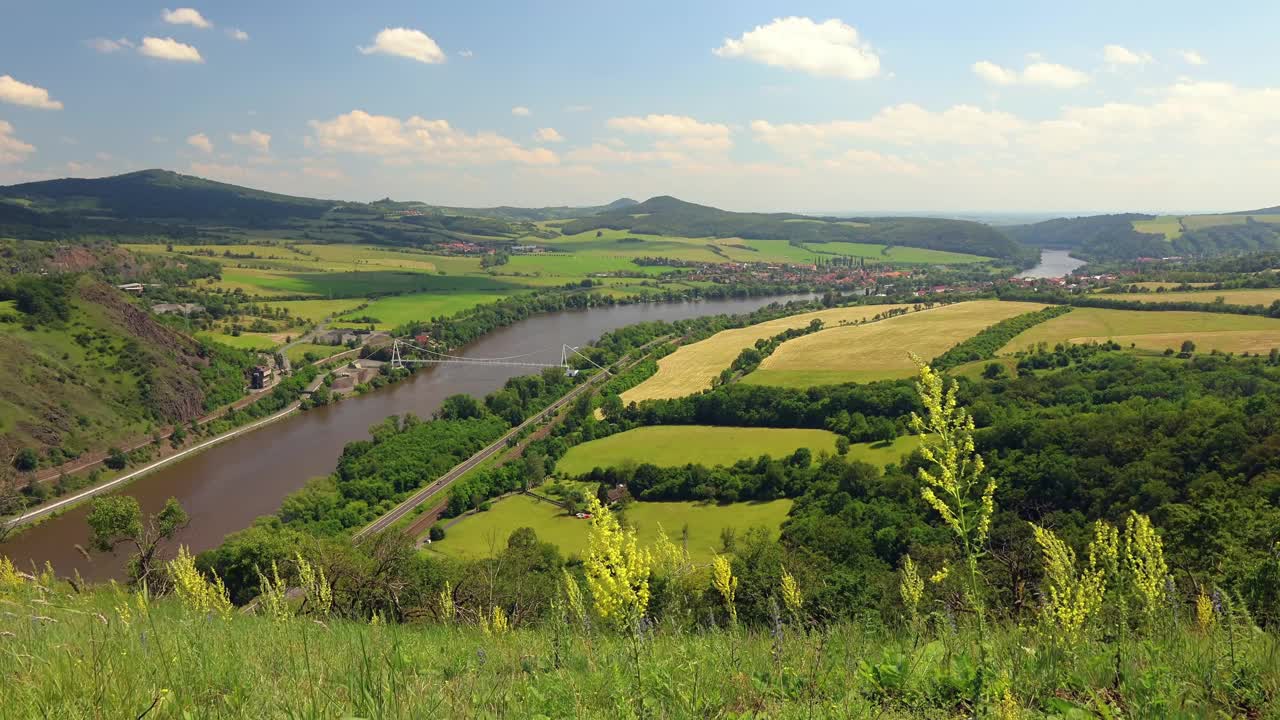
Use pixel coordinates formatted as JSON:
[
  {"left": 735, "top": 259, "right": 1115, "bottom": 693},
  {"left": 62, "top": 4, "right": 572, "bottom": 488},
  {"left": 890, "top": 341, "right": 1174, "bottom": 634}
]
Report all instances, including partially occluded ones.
[{"left": 2, "top": 1, "right": 1279, "bottom": 213}]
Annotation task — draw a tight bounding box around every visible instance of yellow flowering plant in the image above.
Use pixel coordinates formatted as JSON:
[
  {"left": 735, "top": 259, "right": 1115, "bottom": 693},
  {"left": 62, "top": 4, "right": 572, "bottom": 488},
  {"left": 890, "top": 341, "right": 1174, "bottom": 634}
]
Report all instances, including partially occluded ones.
[
  {"left": 583, "top": 496, "right": 651, "bottom": 632},
  {"left": 166, "top": 545, "right": 232, "bottom": 618},
  {"left": 711, "top": 554, "right": 738, "bottom": 627}
]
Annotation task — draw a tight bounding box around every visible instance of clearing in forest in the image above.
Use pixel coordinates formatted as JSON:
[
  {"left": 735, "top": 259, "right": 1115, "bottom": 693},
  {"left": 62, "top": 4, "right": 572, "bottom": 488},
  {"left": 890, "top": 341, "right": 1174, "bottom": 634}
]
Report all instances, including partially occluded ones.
[
  {"left": 555, "top": 426, "right": 841, "bottom": 476},
  {"left": 1001, "top": 307, "right": 1280, "bottom": 355},
  {"left": 744, "top": 300, "right": 1045, "bottom": 387},
  {"left": 622, "top": 304, "right": 915, "bottom": 403}
]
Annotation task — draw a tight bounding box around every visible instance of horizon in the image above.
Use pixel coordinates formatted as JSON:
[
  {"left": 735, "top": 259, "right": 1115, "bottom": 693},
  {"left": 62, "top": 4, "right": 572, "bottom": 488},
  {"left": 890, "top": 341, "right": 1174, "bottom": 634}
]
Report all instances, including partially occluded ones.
[{"left": 2, "top": 1, "right": 1279, "bottom": 213}]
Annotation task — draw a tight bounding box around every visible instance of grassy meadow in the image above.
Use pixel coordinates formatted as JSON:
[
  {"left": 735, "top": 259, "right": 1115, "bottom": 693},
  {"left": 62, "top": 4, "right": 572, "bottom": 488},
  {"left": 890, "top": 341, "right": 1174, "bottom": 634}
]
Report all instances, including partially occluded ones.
[
  {"left": 555, "top": 426, "right": 841, "bottom": 475},
  {"left": 1000, "top": 307, "right": 1280, "bottom": 354},
  {"left": 622, "top": 304, "right": 914, "bottom": 403},
  {"left": 1095, "top": 288, "right": 1280, "bottom": 308},
  {"left": 745, "top": 301, "right": 1045, "bottom": 388},
  {"left": 432, "top": 494, "right": 793, "bottom": 563}
]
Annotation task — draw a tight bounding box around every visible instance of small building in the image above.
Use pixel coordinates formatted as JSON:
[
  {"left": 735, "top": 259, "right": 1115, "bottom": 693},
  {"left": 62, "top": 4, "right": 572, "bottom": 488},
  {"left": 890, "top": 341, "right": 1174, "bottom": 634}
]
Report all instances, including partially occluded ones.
[
  {"left": 250, "top": 365, "right": 274, "bottom": 390},
  {"left": 152, "top": 303, "right": 205, "bottom": 316},
  {"left": 117, "top": 283, "right": 145, "bottom": 295}
]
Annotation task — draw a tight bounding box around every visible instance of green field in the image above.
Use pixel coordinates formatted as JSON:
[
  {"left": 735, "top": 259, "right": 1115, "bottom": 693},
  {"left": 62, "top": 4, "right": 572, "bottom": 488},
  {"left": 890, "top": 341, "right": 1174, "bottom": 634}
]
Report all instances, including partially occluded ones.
[
  {"left": 334, "top": 291, "right": 516, "bottom": 329},
  {"left": 745, "top": 301, "right": 1045, "bottom": 387},
  {"left": 431, "top": 494, "right": 792, "bottom": 563},
  {"left": 556, "top": 426, "right": 841, "bottom": 475},
  {"left": 196, "top": 331, "right": 280, "bottom": 351},
  {"left": 262, "top": 298, "right": 370, "bottom": 323},
  {"left": 285, "top": 342, "right": 347, "bottom": 364},
  {"left": 1001, "top": 307, "right": 1280, "bottom": 355},
  {"left": 623, "top": 304, "right": 913, "bottom": 403},
  {"left": 1132, "top": 213, "right": 1280, "bottom": 238},
  {"left": 1131, "top": 216, "right": 1184, "bottom": 239}
]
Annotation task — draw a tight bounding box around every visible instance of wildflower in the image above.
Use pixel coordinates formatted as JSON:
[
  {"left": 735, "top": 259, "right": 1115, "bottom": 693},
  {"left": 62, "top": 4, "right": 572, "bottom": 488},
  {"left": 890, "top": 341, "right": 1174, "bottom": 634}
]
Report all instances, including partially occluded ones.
[
  {"left": 295, "top": 553, "right": 332, "bottom": 617},
  {"left": 583, "top": 496, "right": 651, "bottom": 632},
  {"left": 255, "top": 560, "right": 291, "bottom": 622},
  {"left": 1195, "top": 590, "right": 1215, "bottom": 632},
  {"left": 167, "top": 546, "right": 232, "bottom": 618},
  {"left": 780, "top": 566, "right": 804, "bottom": 621},
  {"left": 711, "top": 554, "right": 738, "bottom": 626},
  {"left": 560, "top": 569, "right": 585, "bottom": 628},
  {"left": 900, "top": 556, "right": 924, "bottom": 627},
  {"left": 1122, "top": 512, "right": 1169, "bottom": 622},
  {"left": 438, "top": 581, "right": 455, "bottom": 623},
  {"left": 930, "top": 566, "right": 950, "bottom": 584},
  {"left": 489, "top": 606, "right": 509, "bottom": 634},
  {"left": 1030, "top": 523, "right": 1106, "bottom": 641},
  {"left": 0, "top": 555, "right": 20, "bottom": 589}
]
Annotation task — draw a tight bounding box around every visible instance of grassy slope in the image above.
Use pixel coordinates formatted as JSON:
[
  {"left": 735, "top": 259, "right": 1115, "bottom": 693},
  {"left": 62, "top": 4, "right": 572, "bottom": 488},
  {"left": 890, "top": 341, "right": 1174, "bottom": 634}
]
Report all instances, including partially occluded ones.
[
  {"left": 432, "top": 493, "right": 793, "bottom": 562},
  {"left": 556, "top": 426, "right": 841, "bottom": 475},
  {"left": 3, "top": 574, "right": 1273, "bottom": 718},
  {"left": 745, "top": 301, "right": 1045, "bottom": 387},
  {"left": 1094, "top": 288, "right": 1280, "bottom": 308},
  {"left": 622, "top": 304, "right": 914, "bottom": 403},
  {"left": 1001, "top": 307, "right": 1280, "bottom": 354}
]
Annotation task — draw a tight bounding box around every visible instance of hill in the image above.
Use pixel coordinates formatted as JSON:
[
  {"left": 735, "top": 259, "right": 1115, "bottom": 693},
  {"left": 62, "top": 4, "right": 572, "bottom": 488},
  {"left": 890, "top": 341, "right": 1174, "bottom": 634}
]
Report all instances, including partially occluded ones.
[
  {"left": 414, "top": 197, "right": 638, "bottom": 222},
  {"left": 559, "top": 196, "right": 1035, "bottom": 263},
  {"left": 0, "top": 274, "right": 254, "bottom": 464},
  {"left": 0, "top": 169, "right": 334, "bottom": 225},
  {"left": 1007, "top": 209, "right": 1280, "bottom": 261}
]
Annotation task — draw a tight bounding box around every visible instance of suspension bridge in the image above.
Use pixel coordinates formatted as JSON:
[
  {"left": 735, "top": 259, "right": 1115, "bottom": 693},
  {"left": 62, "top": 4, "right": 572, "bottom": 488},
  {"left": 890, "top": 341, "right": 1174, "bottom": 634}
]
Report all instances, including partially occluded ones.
[{"left": 388, "top": 338, "right": 608, "bottom": 374}]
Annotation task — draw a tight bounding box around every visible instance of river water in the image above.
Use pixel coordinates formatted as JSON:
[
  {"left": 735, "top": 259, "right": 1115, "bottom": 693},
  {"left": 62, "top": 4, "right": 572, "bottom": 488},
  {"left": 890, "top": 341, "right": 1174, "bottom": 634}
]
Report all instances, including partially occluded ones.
[
  {"left": 1015, "top": 250, "right": 1088, "bottom": 279},
  {"left": 2, "top": 294, "right": 811, "bottom": 580}
]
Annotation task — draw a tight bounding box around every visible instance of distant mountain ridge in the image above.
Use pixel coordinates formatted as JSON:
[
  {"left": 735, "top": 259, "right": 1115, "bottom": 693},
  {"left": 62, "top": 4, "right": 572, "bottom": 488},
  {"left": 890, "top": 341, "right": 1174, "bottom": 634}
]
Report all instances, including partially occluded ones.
[
  {"left": 560, "top": 195, "right": 1035, "bottom": 263},
  {"left": 385, "top": 197, "right": 639, "bottom": 222}
]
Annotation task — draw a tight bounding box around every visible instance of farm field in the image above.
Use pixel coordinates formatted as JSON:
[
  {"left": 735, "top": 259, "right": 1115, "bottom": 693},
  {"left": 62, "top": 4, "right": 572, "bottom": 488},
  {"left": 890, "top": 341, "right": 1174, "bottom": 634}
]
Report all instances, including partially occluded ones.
[
  {"left": 745, "top": 300, "right": 1045, "bottom": 387},
  {"left": 1131, "top": 216, "right": 1184, "bottom": 239},
  {"left": 1095, "top": 288, "right": 1280, "bottom": 307},
  {"left": 1131, "top": 214, "right": 1280, "bottom": 238},
  {"left": 195, "top": 331, "right": 279, "bottom": 351},
  {"left": 333, "top": 291, "right": 517, "bottom": 330},
  {"left": 555, "top": 426, "right": 840, "bottom": 476},
  {"left": 1001, "top": 307, "right": 1280, "bottom": 355},
  {"left": 262, "top": 298, "right": 370, "bottom": 323},
  {"left": 622, "top": 304, "right": 914, "bottom": 403},
  {"left": 285, "top": 343, "right": 347, "bottom": 364},
  {"left": 431, "top": 494, "right": 792, "bottom": 563}
]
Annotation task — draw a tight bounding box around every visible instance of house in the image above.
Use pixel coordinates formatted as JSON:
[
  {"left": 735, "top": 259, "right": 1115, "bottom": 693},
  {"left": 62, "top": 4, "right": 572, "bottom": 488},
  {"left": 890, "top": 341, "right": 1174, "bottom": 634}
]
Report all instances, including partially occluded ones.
[
  {"left": 316, "top": 329, "right": 360, "bottom": 346},
  {"left": 250, "top": 366, "right": 274, "bottom": 390},
  {"left": 116, "top": 283, "right": 145, "bottom": 295},
  {"left": 151, "top": 303, "right": 205, "bottom": 316}
]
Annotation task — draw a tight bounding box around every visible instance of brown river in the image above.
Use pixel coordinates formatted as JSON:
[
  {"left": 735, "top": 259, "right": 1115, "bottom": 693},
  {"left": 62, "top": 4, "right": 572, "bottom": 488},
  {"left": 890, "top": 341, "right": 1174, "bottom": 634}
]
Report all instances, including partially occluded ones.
[{"left": 2, "top": 294, "right": 810, "bottom": 581}]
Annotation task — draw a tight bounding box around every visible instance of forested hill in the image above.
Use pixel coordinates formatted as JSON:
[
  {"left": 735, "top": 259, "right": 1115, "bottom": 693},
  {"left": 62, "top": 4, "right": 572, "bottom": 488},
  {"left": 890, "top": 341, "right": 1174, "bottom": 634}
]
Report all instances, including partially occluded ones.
[
  {"left": 559, "top": 196, "right": 1035, "bottom": 263},
  {"left": 0, "top": 170, "right": 336, "bottom": 224},
  {"left": 1006, "top": 210, "right": 1280, "bottom": 261}
]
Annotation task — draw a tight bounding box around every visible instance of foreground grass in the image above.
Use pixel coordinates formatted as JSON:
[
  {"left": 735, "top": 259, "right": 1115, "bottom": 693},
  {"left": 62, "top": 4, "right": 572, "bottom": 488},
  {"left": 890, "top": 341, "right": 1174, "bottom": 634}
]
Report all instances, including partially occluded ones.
[
  {"left": 746, "top": 301, "right": 1044, "bottom": 387},
  {"left": 2, "top": 576, "right": 1276, "bottom": 718},
  {"left": 433, "top": 495, "right": 792, "bottom": 563}
]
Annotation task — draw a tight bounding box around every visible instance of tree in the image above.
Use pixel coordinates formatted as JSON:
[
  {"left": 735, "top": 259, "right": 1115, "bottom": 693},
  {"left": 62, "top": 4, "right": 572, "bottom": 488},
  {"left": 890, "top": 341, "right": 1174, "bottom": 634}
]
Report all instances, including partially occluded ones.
[
  {"left": 835, "top": 436, "right": 851, "bottom": 456},
  {"left": 1181, "top": 339, "right": 1197, "bottom": 355},
  {"left": 13, "top": 448, "right": 38, "bottom": 472},
  {"left": 439, "top": 393, "right": 483, "bottom": 420},
  {"left": 104, "top": 448, "right": 128, "bottom": 471},
  {"left": 428, "top": 524, "right": 446, "bottom": 542},
  {"left": 0, "top": 470, "right": 25, "bottom": 543},
  {"left": 86, "top": 496, "right": 189, "bottom": 585}
]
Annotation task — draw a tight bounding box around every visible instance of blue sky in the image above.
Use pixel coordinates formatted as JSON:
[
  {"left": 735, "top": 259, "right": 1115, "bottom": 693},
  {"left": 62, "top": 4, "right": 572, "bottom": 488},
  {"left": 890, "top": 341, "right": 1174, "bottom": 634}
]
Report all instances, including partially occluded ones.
[{"left": 2, "top": 1, "right": 1279, "bottom": 212}]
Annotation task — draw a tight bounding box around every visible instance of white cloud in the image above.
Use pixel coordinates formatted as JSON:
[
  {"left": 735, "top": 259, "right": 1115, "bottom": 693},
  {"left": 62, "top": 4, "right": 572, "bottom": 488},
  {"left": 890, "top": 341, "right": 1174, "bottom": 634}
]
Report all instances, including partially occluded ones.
[
  {"left": 88, "top": 37, "right": 134, "bottom": 53},
  {"left": 307, "top": 109, "right": 558, "bottom": 166},
  {"left": 822, "top": 149, "right": 923, "bottom": 175},
  {"left": 186, "top": 133, "right": 214, "bottom": 153},
  {"left": 1103, "top": 44, "right": 1151, "bottom": 67},
  {"left": 534, "top": 127, "right": 564, "bottom": 143},
  {"left": 139, "top": 37, "right": 204, "bottom": 63},
  {"left": 228, "top": 28, "right": 249, "bottom": 42},
  {"left": 714, "top": 17, "right": 880, "bottom": 80},
  {"left": 230, "top": 129, "right": 271, "bottom": 153},
  {"left": 565, "top": 143, "right": 682, "bottom": 166},
  {"left": 458, "top": 49, "right": 473, "bottom": 58},
  {"left": 972, "top": 59, "right": 1089, "bottom": 88},
  {"left": 0, "top": 76, "right": 64, "bottom": 110},
  {"left": 163, "top": 8, "right": 212, "bottom": 29},
  {"left": 358, "top": 28, "right": 446, "bottom": 64},
  {"left": 0, "top": 120, "right": 35, "bottom": 164},
  {"left": 511, "top": 106, "right": 531, "bottom": 117},
  {"left": 608, "top": 114, "right": 733, "bottom": 152},
  {"left": 1180, "top": 50, "right": 1208, "bottom": 65}
]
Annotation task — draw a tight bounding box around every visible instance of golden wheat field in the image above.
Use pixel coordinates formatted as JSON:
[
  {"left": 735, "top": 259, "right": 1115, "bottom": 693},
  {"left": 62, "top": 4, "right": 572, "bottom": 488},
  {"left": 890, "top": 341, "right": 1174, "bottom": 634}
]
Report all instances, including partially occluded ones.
[
  {"left": 621, "top": 304, "right": 915, "bottom": 403},
  {"left": 744, "top": 300, "right": 1046, "bottom": 387},
  {"left": 1002, "top": 307, "right": 1280, "bottom": 354}
]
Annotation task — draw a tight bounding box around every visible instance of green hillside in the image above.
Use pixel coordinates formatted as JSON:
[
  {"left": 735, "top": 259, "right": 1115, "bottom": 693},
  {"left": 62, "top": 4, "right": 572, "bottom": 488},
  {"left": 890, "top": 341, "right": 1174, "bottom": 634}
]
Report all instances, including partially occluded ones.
[
  {"left": 1006, "top": 209, "right": 1280, "bottom": 260},
  {"left": 559, "top": 195, "right": 1034, "bottom": 263},
  {"left": 0, "top": 274, "right": 254, "bottom": 464}
]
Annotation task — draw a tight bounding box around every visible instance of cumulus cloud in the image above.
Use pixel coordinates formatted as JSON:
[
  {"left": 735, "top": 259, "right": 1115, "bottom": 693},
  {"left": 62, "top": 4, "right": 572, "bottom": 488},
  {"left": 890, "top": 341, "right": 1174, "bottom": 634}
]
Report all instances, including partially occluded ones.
[
  {"left": 511, "top": 106, "right": 531, "bottom": 117},
  {"left": 230, "top": 129, "right": 271, "bottom": 153},
  {"left": 359, "top": 28, "right": 446, "bottom": 64},
  {"left": 0, "top": 76, "right": 64, "bottom": 110},
  {"left": 972, "top": 59, "right": 1089, "bottom": 88},
  {"left": 228, "top": 28, "right": 249, "bottom": 41},
  {"left": 714, "top": 17, "right": 880, "bottom": 80},
  {"left": 0, "top": 120, "right": 35, "bottom": 163},
  {"left": 607, "top": 114, "right": 734, "bottom": 154},
  {"left": 186, "top": 132, "right": 214, "bottom": 153},
  {"left": 1180, "top": 50, "right": 1208, "bottom": 65},
  {"left": 163, "top": 8, "right": 212, "bottom": 29},
  {"left": 1103, "top": 44, "right": 1151, "bottom": 67},
  {"left": 88, "top": 37, "right": 134, "bottom": 53},
  {"left": 307, "top": 109, "right": 558, "bottom": 166},
  {"left": 139, "top": 37, "right": 203, "bottom": 62},
  {"left": 565, "top": 143, "right": 682, "bottom": 166},
  {"left": 534, "top": 127, "right": 564, "bottom": 143}
]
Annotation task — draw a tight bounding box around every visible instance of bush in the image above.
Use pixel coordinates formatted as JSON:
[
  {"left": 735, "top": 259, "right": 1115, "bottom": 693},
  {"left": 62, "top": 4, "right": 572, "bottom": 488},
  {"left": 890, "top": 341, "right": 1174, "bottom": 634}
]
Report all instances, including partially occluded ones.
[
  {"left": 104, "top": 448, "right": 128, "bottom": 471},
  {"left": 13, "top": 447, "right": 38, "bottom": 472},
  {"left": 428, "top": 525, "right": 446, "bottom": 542}
]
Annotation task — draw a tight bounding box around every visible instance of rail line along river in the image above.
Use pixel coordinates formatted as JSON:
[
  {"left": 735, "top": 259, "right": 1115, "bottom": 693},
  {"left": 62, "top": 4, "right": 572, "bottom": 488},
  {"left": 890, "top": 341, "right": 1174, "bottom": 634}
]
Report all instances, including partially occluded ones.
[{"left": 2, "top": 294, "right": 813, "bottom": 581}]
